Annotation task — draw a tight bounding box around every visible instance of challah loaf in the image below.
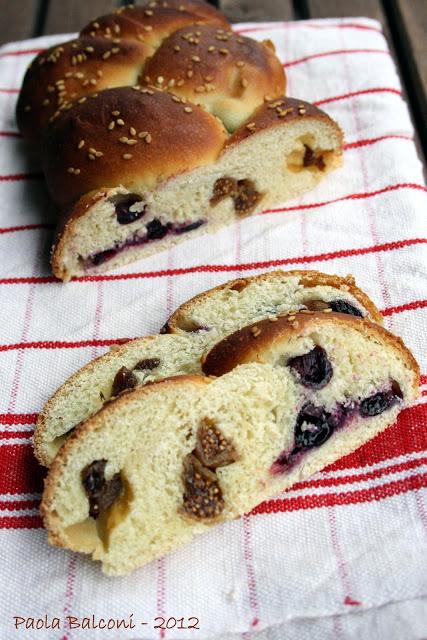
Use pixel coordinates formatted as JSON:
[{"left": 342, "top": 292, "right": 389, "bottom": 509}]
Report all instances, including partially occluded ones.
[
  {"left": 35, "top": 269, "right": 380, "bottom": 467},
  {"left": 42, "top": 306, "right": 418, "bottom": 574},
  {"left": 44, "top": 90, "right": 342, "bottom": 281}
]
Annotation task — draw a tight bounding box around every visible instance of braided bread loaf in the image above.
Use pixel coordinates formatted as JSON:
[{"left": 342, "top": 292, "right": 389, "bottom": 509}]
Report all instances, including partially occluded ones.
[
  {"left": 17, "top": 1, "right": 343, "bottom": 281},
  {"left": 34, "top": 270, "right": 382, "bottom": 467}
]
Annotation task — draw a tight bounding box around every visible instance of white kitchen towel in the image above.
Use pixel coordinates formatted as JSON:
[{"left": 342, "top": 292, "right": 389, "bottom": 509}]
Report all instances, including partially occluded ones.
[{"left": 0, "top": 16, "right": 426, "bottom": 640}]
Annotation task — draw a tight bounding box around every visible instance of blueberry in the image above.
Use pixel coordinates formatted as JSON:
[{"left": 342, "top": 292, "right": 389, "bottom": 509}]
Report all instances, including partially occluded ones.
[
  {"left": 359, "top": 382, "right": 402, "bottom": 417},
  {"left": 175, "top": 219, "right": 205, "bottom": 234},
  {"left": 294, "top": 404, "right": 334, "bottom": 449},
  {"left": 90, "top": 248, "right": 117, "bottom": 266},
  {"left": 146, "top": 218, "right": 171, "bottom": 240},
  {"left": 288, "top": 345, "right": 333, "bottom": 389},
  {"left": 329, "top": 299, "right": 363, "bottom": 317},
  {"left": 111, "top": 193, "right": 146, "bottom": 225}
]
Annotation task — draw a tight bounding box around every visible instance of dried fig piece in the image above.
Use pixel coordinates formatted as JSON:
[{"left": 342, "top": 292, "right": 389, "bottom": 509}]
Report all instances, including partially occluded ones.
[
  {"left": 210, "top": 177, "right": 237, "bottom": 206},
  {"left": 182, "top": 454, "right": 224, "bottom": 520},
  {"left": 111, "top": 366, "right": 137, "bottom": 396},
  {"left": 195, "top": 419, "right": 237, "bottom": 469},
  {"left": 303, "top": 299, "right": 330, "bottom": 312},
  {"left": 134, "top": 358, "right": 160, "bottom": 371},
  {"left": 81, "top": 459, "right": 122, "bottom": 519},
  {"left": 210, "top": 176, "right": 262, "bottom": 214}
]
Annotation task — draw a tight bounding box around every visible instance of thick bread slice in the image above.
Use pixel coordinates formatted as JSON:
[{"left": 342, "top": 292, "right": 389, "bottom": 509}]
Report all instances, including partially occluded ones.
[
  {"left": 41, "top": 364, "right": 299, "bottom": 574},
  {"left": 165, "top": 269, "right": 383, "bottom": 335},
  {"left": 35, "top": 270, "right": 381, "bottom": 467},
  {"left": 34, "top": 334, "right": 204, "bottom": 467},
  {"left": 45, "top": 91, "right": 342, "bottom": 281}
]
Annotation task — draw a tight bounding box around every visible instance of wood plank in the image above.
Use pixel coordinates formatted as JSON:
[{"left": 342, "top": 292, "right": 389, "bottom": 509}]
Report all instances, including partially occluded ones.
[
  {"left": 219, "top": 0, "right": 294, "bottom": 23},
  {"left": 307, "top": 0, "right": 384, "bottom": 20},
  {"left": 43, "top": 0, "right": 117, "bottom": 36},
  {"left": 0, "top": 0, "right": 38, "bottom": 45},
  {"left": 389, "top": 0, "right": 427, "bottom": 154}
]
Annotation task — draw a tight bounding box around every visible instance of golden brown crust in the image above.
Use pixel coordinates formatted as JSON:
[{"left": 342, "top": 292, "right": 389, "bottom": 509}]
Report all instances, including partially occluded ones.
[
  {"left": 16, "top": 37, "right": 153, "bottom": 143},
  {"left": 225, "top": 97, "right": 344, "bottom": 149},
  {"left": 81, "top": 1, "right": 230, "bottom": 48},
  {"left": 41, "top": 373, "right": 210, "bottom": 548},
  {"left": 202, "top": 312, "right": 421, "bottom": 387},
  {"left": 42, "top": 86, "right": 227, "bottom": 208},
  {"left": 164, "top": 269, "right": 384, "bottom": 333},
  {"left": 143, "top": 25, "right": 285, "bottom": 122}
]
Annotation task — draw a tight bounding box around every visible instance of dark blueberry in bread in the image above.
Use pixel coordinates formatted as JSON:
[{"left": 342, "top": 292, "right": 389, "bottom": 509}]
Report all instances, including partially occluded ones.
[
  {"left": 360, "top": 382, "right": 402, "bottom": 417},
  {"left": 111, "top": 366, "right": 138, "bottom": 396},
  {"left": 110, "top": 194, "right": 146, "bottom": 225},
  {"left": 146, "top": 219, "right": 171, "bottom": 240},
  {"left": 175, "top": 219, "right": 205, "bottom": 234},
  {"left": 329, "top": 299, "right": 363, "bottom": 317},
  {"left": 81, "top": 459, "right": 122, "bottom": 519},
  {"left": 288, "top": 346, "right": 333, "bottom": 389},
  {"left": 294, "top": 403, "right": 334, "bottom": 449},
  {"left": 90, "top": 248, "right": 118, "bottom": 266}
]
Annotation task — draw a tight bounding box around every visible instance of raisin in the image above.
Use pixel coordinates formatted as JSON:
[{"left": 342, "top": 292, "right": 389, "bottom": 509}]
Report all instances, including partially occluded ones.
[
  {"left": 81, "top": 459, "right": 122, "bottom": 519},
  {"left": 329, "top": 300, "right": 364, "bottom": 318},
  {"left": 303, "top": 145, "right": 325, "bottom": 170},
  {"left": 111, "top": 366, "right": 138, "bottom": 396},
  {"left": 294, "top": 404, "right": 334, "bottom": 449},
  {"left": 359, "top": 382, "right": 402, "bottom": 417},
  {"left": 181, "top": 454, "right": 224, "bottom": 520},
  {"left": 288, "top": 346, "right": 333, "bottom": 390},
  {"left": 195, "top": 419, "right": 237, "bottom": 469},
  {"left": 134, "top": 358, "right": 160, "bottom": 371},
  {"left": 110, "top": 193, "right": 146, "bottom": 225},
  {"left": 146, "top": 219, "right": 171, "bottom": 240}
]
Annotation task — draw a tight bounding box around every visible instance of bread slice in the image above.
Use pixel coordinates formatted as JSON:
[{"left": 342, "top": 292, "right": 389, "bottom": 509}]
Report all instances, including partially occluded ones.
[
  {"left": 165, "top": 269, "right": 383, "bottom": 335},
  {"left": 35, "top": 270, "right": 381, "bottom": 467},
  {"left": 42, "top": 316, "right": 418, "bottom": 575},
  {"left": 41, "top": 364, "right": 300, "bottom": 574},
  {"left": 34, "top": 334, "right": 204, "bottom": 467},
  {"left": 44, "top": 89, "right": 343, "bottom": 281}
]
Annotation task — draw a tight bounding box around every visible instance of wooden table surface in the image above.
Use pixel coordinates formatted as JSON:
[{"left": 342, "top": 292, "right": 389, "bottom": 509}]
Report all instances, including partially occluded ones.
[{"left": 1, "top": 0, "right": 425, "bottom": 166}]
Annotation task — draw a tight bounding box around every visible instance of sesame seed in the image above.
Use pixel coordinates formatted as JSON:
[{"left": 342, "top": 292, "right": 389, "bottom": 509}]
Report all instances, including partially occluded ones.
[
  {"left": 114, "top": 24, "right": 120, "bottom": 34},
  {"left": 47, "top": 85, "right": 55, "bottom": 93},
  {"left": 143, "top": 25, "right": 153, "bottom": 31},
  {"left": 145, "top": 134, "right": 152, "bottom": 143},
  {"left": 74, "top": 168, "right": 81, "bottom": 175},
  {"left": 174, "top": 45, "right": 181, "bottom": 52},
  {"left": 157, "top": 76, "right": 164, "bottom": 84},
  {"left": 208, "top": 46, "right": 215, "bottom": 52},
  {"left": 241, "top": 78, "right": 248, "bottom": 88},
  {"left": 97, "top": 70, "right": 103, "bottom": 77},
  {"left": 88, "top": 154, "right": 96, "bottom": 160},
  {"left": 130, "top": 126, "right": 136, "bottom": 136},
  {"left": 85, "top": 46, "right": 94, "bottom": 53},
  {"left": 195, "top": 85, "right": 205, "bottom": 93},
  {"left": 236, "top": 61, "right": 245, "bottom": 68},
  {"left": 42, "top": 98, "right": 50, "bottom": 106},
  {"left": 78, "top": 139, "right": 85, "bottom": 149},
  {"left": 95, "top": 151, "right": 103, "bottom": 157},
  {"left": 116, "top": 118, "right": 125, "bottom": 126},
  {"left": 112, "top": 110, "right": 120, "bottom": 116},
  {"left": 119, "top": 136, "right": 128, "bottom": 143},
  {"left": 187, "top": 70, "right": 193, "bottom": 78},
  {"left": 67, "top": 167, "right": 74, "bottom": 173},
  {"left": 88, "top": 147, "right": 96, "bottom": 154},
  {"left": 246, "top": 122, "right": 256, "bottom": 131},
  {"left": 184, "top": 106, "right": 193, "bottom": 113},
  {"left": 126, "top": 139, "right": 137, "bottom": 145},
  {"left": 192, "top": 55, "right": 200, "bottom": 62},
  {"left": 90, "top": 78, "right": 97, "bottom": 86},
  {"left": 177, "top": 79, "right": 185, "bottom": 86},
  {"left": 172, "top": 95, "right": 181, "bottom": 103},
  {"left": 102, "top": 51, "right": 111, "bottom": 59},
  {"left": 108, "top": 121, "right": 115, "bottom": 130},
  {"left": 168, "top": 79, "right": 176, "bottom": 87},
  {"left": 219, "top": 48, "right": 229, "bottom": 55},
  {"left": 123, "top": 153, "right": 133, "bottom": 159},
  {"left": 138, "top": 131, "right": 148, "bottom": 138},
  {"left": 111, "top": 47, "right": 120, "bottom": 54},
  {"left": 144, "top": 9, "right": 153, "bottom": 15}
]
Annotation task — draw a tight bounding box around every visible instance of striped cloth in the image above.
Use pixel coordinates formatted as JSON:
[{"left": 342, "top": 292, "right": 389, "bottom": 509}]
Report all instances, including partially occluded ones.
[{"left": 1, "top": 16, "right": 426, "bottom": 640}]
